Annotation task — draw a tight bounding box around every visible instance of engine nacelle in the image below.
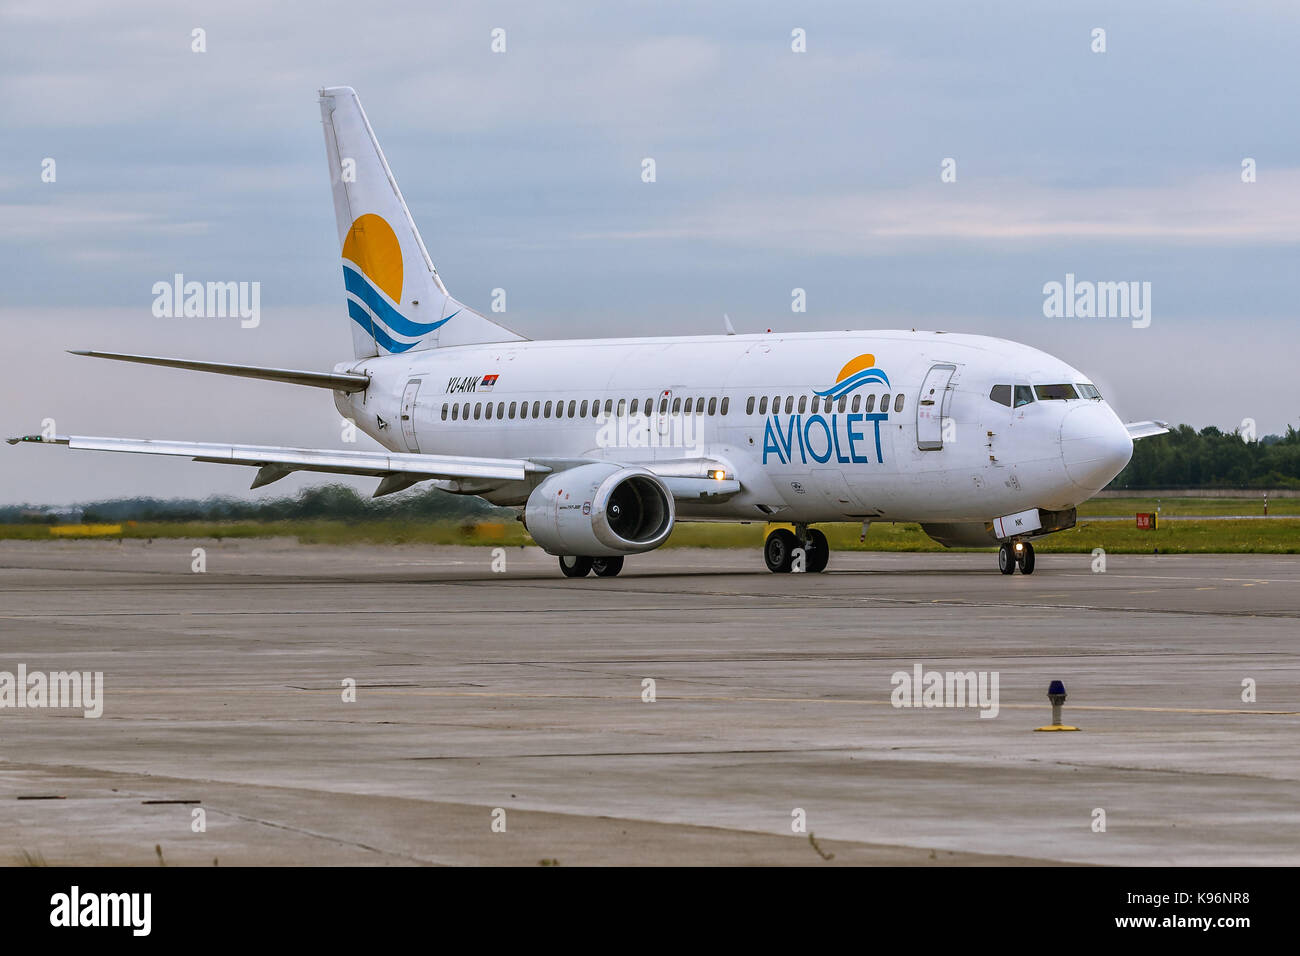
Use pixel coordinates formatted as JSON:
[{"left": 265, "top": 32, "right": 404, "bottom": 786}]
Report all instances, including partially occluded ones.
[{"left": 524, "top": 463, "right": 674, "bottom": 557}]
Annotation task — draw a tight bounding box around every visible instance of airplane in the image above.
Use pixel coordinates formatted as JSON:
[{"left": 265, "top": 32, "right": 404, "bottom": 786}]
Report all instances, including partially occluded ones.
[{"left": 9, "top": 87, "right": 1169, "bottom": 578}]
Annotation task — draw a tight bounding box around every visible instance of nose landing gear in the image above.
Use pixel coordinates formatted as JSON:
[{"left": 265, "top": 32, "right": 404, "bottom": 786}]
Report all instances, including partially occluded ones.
[{"left": 998, "top": 541, "right": 1035, "bottom": 575}]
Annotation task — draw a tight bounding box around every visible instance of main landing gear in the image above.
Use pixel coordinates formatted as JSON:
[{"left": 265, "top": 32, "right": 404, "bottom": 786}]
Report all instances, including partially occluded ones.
[
  {"left": 558, "top": 555, "right": 624, "bottom": 578},
  {"left": 764, "top": 525, "right": 829, "bottom": 573},
  {"left": 998, "top": 540, "right": 1035, "bottom": 575}
]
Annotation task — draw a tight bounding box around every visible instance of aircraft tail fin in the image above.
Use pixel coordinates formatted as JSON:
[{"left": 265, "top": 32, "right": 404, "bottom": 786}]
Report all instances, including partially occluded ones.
[{"left": 318, "top": 86, "right": 525, "bottom": 358}]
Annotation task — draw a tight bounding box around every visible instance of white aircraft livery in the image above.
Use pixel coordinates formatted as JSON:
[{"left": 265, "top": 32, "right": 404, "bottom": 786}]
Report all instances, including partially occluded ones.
[{"left": 10, "top": 87, "right": 1169, "bottom": 577}]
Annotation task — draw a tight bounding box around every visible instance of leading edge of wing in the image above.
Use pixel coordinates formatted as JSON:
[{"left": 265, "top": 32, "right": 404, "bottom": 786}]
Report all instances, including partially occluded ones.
[{"left": 8, "top": 433, "right": 550, "bottom": 484}]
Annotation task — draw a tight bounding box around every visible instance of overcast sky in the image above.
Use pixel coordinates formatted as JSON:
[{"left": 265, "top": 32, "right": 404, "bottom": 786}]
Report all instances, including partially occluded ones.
[{"left": 3, "top": 0, "right": 1298, "bottom": 504}]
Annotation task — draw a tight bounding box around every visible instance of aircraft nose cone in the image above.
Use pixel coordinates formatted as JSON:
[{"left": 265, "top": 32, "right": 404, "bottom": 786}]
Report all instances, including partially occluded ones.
[{"left": 1060, "top": 404, "right": 1133, "bottom": 492}]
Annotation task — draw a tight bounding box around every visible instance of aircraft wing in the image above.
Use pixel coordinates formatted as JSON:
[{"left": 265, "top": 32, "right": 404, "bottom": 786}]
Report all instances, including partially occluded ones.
[
  {"left": 8, "top": 434, "right": 744, "bottom": 502},
  {"left": 1124, "top": 420, "right": 1171, "bottom": 440},
  {"left": 6, "top": 433, "right": 551, "bottom": 492},
  {"left": 647, "top": 458, "right": 742, "bottom": 502}
]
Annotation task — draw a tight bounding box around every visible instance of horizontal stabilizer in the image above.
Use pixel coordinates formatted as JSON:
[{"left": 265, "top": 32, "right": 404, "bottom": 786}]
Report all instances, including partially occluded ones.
[{"left": 69, "top": 351, "right": 370, "bottom": 392}]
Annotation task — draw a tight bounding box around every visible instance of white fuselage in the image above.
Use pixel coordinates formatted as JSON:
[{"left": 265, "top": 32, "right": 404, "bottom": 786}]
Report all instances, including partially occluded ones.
[{"left": 334, "top": 329, "right": 1133, "bottom": 525}]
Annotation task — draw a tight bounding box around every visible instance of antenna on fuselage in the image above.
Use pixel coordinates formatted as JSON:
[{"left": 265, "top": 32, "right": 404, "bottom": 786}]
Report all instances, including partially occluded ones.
[{"left": 723, "top": 313, "right": 737, "bottom": 335}]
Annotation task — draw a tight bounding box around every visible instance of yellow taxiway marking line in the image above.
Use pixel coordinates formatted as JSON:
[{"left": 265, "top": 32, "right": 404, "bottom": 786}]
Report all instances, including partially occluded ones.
[{"left": 84, "top": 688, "right": 1300, "bottom": 716}]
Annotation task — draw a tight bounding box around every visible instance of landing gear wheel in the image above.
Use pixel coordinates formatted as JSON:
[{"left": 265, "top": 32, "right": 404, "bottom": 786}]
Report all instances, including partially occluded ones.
[
  {"left": 1017, "top": 542, "right": 1035, "bottom": 575},
  {"left": 998, "top": 543, "right": 1016, "bottom": 575},
  {"left": 764, "top": 529, "right": 797, "bottom": 573},
  {"left": 591, "top": 556, "right": 624, "bottom": 577},
  {"left": 559, "top": 555, "right": 593, "bottom": 578},
  {"left": 805, "top": 529, "right": 830, "bottom": 573}
]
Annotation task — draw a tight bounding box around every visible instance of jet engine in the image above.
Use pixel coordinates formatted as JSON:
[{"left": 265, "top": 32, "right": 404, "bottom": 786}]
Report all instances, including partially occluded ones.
[{"left": 523, "top": 463, "right": 674, "bottom": 556}]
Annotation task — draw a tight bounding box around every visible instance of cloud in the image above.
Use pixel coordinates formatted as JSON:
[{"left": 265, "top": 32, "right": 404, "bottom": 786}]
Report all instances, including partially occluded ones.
[{"left": 575, "top": 171, "right": 1300, "bottom": 253}]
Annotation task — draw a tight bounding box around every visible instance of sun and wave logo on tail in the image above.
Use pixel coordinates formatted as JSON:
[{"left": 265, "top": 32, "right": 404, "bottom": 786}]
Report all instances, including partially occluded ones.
[
  {"left": 814, "top": 353, "right": 890, "bottom": 399},
  {"left": 341, "top": 213, "right": 457, "bottom": 353}
]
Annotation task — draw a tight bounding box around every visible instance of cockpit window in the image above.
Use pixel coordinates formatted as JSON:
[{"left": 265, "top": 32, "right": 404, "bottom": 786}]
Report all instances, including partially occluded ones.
[
  {"left": 989, "top": 384, "right": 1012, "bottom": 407},
  {"left": 1078, "top": 383, "right": 1102, "bottom": 400},
  {"left": 1013, "top": 385, "right": 1034, "bottom": 408},
  {"left": 1034, "top": 384, "right": 1079, "bottom": 401}
]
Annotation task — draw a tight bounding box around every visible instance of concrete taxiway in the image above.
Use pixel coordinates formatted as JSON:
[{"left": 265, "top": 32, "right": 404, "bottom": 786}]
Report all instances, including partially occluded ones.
[{"left": 1, "top": 539, "right": 1297, "bottom": 866}]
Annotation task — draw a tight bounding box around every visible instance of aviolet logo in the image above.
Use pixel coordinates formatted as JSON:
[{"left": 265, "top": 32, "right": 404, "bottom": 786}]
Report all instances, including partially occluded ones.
[{"left": 762, "top": 354, "right": 891, "bottom": 466}]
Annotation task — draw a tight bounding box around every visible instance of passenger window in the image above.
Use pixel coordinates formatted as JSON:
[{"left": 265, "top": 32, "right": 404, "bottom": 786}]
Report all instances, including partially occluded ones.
[
  {"left": 709, "top": 397, "right": 718, "bottom": 415},
  {"left": 485, "top": 403, "right": 493, "bottom": 420},
  {"left": 721, "top": 397, "right": 729, "bottom": 415},
  {"left": 880, "top": 393, "right": 889, "bottom": 412},
  {"left": 508, "top": 401, "right": 516, "bottom": 419},
  {"left": 684, "top": 397, "right": 694, "bottom": 414},
  {"left": 617, "top": 399, "right": 627, "bottom": 416},
  {"left": 629, "top": 399, "right": 639, "bottom": 416},
  {"left": 785, "top": 396, "right": 794, "bottom": 414},
  {"left": 746, "top": 396, "right": 754, "bottom": 415},
  {"left": 441, "top": 403, "right": 448, "bottom": 421},
  {"left": 497, "top": 402, "right": 504, "bottom": 418},
  {"left": 567, "top": 400, "right": 576, "bottom": 417},
  {"left": 1013, "top": 385, "right": 1034, "bottom": 408},
  {"left": 672, "top": 398, "right": 682, "bottom": 414},
  {"left": 580, "top": 400, "right": 589, "bottom": 417},
  {"left": 851, "top": 394, "right": 860, "bottom": 412},
  {"left": 759, "top": 396, "right": 768, "bottom": 414},
  {"left": 837, "top": 395, "right": 846, "bottom": 413},
  {"left": 451, "top": 403, "right": 459, "bottom": 421},
  {"left": 798, "top": 396, "right": 807, "bottom": 413},
  {"left": 474, "top": 402, "right": 482, "bottom": 420},
  {"left": 989, "top": 385, "right": 1012, "bottom": 406},
  {"left": 462, "top": 403, "right": 470, "bottom": 420},
  {"left": 772, "top": 395, "right": 780, "bottom": 413},
  {"left": 659, "top": 397, "right": 668, "bottom": 414},
  {"left": 531, "top": 401, "right": 540, "bottom": 418},
  {"left": 894, "top": 394, "right": 904, "bottom": 413},
  {"left": 605, "top": 399, "right": 613, "bottom": 415},
  {"left": 866, "top": 394, "right": 876, "bottom": 413},
  {"left": 544, "top": 400, "right": 553, "bottom": 417}
]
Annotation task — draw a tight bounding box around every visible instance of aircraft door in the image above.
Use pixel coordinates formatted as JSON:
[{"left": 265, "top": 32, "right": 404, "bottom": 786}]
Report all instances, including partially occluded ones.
[
  {"left": 916, "top": 364, "right": 956, "bottom": 450},
  {"left": 401, "top": 378, "right": 422, "bottom": 453}
]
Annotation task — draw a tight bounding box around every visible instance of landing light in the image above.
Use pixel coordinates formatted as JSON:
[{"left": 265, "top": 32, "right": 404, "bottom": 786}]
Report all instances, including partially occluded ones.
[
  {"left": 1014, "top": 541, "right": 1024, "bottom": 552},
  {"left": 708, "top": 469, "right": 727, "bottom": 481}
]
